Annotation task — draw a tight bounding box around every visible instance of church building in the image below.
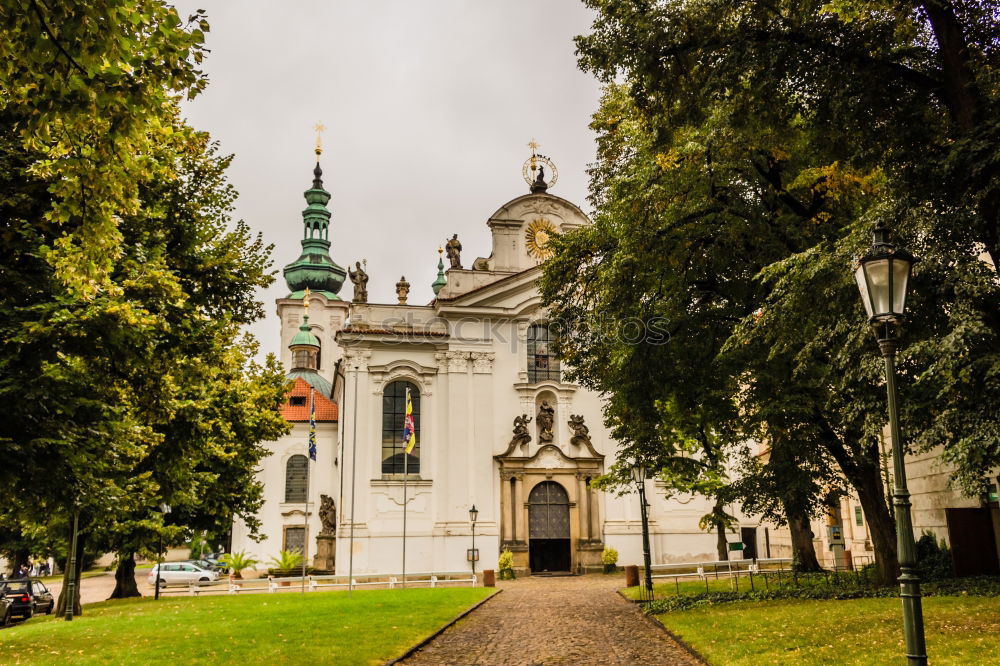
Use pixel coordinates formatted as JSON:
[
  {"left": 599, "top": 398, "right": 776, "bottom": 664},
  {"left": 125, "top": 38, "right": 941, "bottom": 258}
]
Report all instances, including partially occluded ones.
[{"left": 230, "top": 146, "right": 728, "bottom": 575}]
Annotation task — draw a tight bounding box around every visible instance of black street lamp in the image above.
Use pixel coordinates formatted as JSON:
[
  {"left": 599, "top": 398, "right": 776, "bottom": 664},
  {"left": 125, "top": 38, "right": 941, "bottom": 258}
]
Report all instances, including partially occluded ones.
[
  {"left": 630, "top": 463, "right": 654, "bottom": 601},
  {"left": 154, "top": 503, "right": 171, "bottom": 601},
  {"left": 854, "top": 227, "right": 926, "bottom": 665},
  {"left": 469, "top": 505, "right": 479, "bottom": 579},
  {"left": 63, "top": 507, "right": 79, "bottom": 622}
]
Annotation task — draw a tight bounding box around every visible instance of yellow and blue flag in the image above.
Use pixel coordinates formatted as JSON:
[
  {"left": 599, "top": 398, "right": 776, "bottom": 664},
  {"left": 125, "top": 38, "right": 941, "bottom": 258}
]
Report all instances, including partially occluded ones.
[
  {"left": 308, "top": 388, "right": 317, "bottom": 461},
  {"left": 403, "top": 387, "right": 416, "bottom": 454}
]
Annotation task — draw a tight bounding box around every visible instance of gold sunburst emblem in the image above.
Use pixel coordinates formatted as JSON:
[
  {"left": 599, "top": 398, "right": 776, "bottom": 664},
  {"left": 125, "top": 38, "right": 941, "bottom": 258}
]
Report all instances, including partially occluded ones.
[{"left": 526, "top": 218, "right": 557, "bottom": 259}]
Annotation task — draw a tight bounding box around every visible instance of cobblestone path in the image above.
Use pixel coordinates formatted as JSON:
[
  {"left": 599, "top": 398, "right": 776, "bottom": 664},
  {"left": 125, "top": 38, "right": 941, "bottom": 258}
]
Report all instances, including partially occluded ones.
[{"left": 401, "top": 574, "right": 701, "bottom": 665}]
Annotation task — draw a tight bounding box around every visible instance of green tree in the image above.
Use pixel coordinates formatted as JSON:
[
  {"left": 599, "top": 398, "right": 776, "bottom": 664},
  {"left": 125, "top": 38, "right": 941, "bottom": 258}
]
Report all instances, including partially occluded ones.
[
  {"left": 561, "top": 0, "right": 1000, "bottom": 586},
  {"left": 0, "top": 0, "right": 210, "bottom": 297},
  {"left": 0, "top": 106, "right": 289, "bottom": 611}
]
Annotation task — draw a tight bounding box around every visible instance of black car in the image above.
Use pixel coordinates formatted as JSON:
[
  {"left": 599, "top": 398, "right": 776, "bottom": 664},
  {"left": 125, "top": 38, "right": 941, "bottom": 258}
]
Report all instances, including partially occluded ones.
[
  {"left": 0, "top": 579, "right": 54, "bottom": 623},
  {"left": 1, "top": 580, "right": 34, "bottom": 624},
  {"left": 27, "top": 579, "right": 54, "bottom": 615}
]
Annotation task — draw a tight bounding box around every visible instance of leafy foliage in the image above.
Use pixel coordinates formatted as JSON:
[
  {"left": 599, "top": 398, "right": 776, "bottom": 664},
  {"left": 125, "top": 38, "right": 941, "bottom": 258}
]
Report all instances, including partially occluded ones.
[
  {"left": 550, "top": 0, "right": 1000, "bottom": 586},
  {"left": 269, "top": 550, "right": 304, "bottom": 572},
  {"left": 220, "top": 551, "right": 260, "bottom": 579},
  {"left": 644, "top": 576, "right": 1000, "bottom": 614},
  {"left": 0, "top": 0, "right": 211, "bottom": 296},
  {"left": 497, "top": 549, "right": 516, "bottom": 580}
]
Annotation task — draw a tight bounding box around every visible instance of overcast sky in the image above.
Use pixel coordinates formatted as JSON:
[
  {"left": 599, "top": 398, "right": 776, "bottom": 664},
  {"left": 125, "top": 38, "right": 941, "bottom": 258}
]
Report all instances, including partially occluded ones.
[{"left": 171, "top": 1, "right": 602, "bottom": 360}]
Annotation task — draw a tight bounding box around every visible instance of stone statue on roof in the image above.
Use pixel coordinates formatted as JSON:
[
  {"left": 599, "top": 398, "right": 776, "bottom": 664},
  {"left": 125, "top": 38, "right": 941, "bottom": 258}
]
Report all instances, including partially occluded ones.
[
  {"left": 445, "top": 234, "right": 463, "bottom": 269},
  {"left": 348, "top": 261, "right": 368, "bottom": 303}
]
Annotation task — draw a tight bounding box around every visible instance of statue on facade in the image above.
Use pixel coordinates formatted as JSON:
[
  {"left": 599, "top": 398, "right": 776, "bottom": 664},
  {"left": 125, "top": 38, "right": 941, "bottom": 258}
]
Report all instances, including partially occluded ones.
[
  {"left": 537, "top": 401, "right": 555, "bottom": 442},
  {"left": 510, "top": 414, "right": 532, "bottom": 449},
  {"left": 396, "top": 275, "right": 410, "bottom": 304},
  {"left": 568, "top": 414, "right": 591, "bottom": 447},
  {"left": 348, "top": 261, "right": 368, "bottom": 303},
  {"left": 445, "top": 234, "right": 463, "bottom": 269},
  {"left": 319, "top": 494, "right": 336, "bottom": 535}
]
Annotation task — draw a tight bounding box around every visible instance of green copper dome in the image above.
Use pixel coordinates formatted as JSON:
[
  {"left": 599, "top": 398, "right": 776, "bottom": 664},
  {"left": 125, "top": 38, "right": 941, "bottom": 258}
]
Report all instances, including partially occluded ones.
[
  {"left": 283, "top": 161, "right": 346, "bottom": 299},
  {"left": 431, "top": 251, "right": 447, "bottom": 296},
  {"left": 290, "top": 315, "right": 320, "bottom": 348}
]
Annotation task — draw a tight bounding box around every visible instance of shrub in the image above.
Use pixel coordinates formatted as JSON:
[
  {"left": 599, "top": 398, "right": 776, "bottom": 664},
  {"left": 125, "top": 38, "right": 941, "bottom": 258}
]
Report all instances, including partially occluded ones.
[
  {"left": 497, "top": 549, "right": 515, "bottom": 580},
  {"left": 916, "top": 532, "right": 954, "bottom": 581},
  {"left": 642, "top": 575, "right": 1000, "bottom": 614},
  {"left": 268, "top": 549, "right": 303, "bottom": 571},
  {"left": 602, "top": 547, "right": 619, "bottom": 574},
  {"left": 220, "top": 551, "right": 259, "bottom": 579}
]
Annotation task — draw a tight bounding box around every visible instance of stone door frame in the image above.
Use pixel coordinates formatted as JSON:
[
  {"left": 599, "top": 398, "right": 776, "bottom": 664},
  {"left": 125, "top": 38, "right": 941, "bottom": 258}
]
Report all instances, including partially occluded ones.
[{"left": 495, "top": 443, "right": 604, "bottom": 573}]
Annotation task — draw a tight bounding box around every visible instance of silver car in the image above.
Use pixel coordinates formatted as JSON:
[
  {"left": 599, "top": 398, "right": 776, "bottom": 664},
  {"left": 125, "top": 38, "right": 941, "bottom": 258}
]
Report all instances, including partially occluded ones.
[{"left": 148, "top": 562, "right": 219, "bottom": 587}]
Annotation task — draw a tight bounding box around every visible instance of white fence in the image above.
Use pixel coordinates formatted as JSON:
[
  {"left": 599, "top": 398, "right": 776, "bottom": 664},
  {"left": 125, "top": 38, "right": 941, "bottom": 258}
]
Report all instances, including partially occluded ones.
[{"left": 157, "top": 571, "right": 478, "bottom": 597}]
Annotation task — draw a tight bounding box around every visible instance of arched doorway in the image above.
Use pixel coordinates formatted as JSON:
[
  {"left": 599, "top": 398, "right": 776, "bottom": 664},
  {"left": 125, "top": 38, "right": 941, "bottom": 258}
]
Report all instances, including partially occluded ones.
[{"left": 528, "top": 481, "right": 571, "bottom": 572}]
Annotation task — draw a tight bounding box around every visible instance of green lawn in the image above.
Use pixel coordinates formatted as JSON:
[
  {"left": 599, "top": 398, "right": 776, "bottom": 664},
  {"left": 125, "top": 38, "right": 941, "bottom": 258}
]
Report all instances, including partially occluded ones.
[
  {"left": 658, "top": 596, "right": 1000, "bottom": 665},
  {"left": 0, "top": 587, "right": 493, "bottom": 665}
]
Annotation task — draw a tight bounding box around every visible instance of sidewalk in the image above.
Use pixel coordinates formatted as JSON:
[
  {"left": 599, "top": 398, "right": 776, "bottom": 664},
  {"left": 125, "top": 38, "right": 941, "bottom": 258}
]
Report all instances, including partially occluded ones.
[{"left": 400, "top": 574, "right": 701, "bottom": 665}]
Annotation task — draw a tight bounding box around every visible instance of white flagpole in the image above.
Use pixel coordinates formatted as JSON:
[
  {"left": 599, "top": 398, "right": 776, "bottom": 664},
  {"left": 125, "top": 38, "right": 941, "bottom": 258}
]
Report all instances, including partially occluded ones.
[
  {"left": 301, "top": 387, "right": 314, "bottom": 595},
  {"left": 348, "top": 362, "right": 359, "bottom": 596},
  {"left": 402, "top": 425, "right": 408, "bottom": 589}
]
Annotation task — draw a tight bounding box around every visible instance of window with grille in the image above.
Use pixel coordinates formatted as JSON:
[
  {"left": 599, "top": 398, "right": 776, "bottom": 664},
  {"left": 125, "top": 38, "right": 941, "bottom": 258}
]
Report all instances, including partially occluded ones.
[
  {"left": 285, "top": 454, "right": 309, "bottom": 502},
  {"left": 382, "top": 380, "right": 420, "bottom": 474},
  {"left": 527, "top": 324, "right": 560, "bottom": 382},
  {"left": 283, "top": 526, "right": 305, "bottom": 554}
]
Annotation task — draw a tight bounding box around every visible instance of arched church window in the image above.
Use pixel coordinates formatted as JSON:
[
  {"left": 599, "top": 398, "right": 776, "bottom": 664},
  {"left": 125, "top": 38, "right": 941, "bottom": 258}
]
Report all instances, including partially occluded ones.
[
  {"left": 382, "top": 380, "right": 420, "bottom": 474},
  {"left": 527, "top": 324, "right": 560, "bottom": 382},
  {"left": 285, "top": 454, "right": 309, "bottom": 502}
]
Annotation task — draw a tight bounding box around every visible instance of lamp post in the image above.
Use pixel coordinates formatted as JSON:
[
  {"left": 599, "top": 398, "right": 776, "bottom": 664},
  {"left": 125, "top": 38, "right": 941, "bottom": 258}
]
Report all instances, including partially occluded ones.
[
  {"left": 853, "top": 226, "right": 926, "bottom": 665},
  {"left": 469, "top": 505, "right": 479, "bottom": 579},
  {"left": 154, "top": 503, "right": 171, "bottom": 602},
  {"left": 630, "top": 463, "right": 654, "bottom": 601},
  {"left": 63, "top": 507, "right": 79, "bottom": 621}
]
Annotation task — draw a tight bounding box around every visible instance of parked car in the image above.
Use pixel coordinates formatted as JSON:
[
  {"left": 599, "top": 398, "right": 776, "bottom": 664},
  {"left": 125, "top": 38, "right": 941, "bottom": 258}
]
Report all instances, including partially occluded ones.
[
  {"left": 27, "top": 579, "right": 54, "bottom": 615},
  {"left": 188, "top": 558, "right": 224, "bottom": 572},
  {"left": 0, "top": 579, "right": 55, "bottom": 622},
  {"left": 147, "top": 562, "right": 219, "bottom": 587},
  {"left": 2, "top": 593, "right": 16, "bottom": 627},
  {"left": 0, "top": 581, "right": 31, "bottom": 625}
]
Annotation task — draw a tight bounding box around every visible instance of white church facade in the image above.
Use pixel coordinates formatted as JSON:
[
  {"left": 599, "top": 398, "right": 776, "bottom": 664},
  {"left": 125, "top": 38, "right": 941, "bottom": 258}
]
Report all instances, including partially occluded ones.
[{"left": 231, "top": 150, "right": 732, "bottom": 575}]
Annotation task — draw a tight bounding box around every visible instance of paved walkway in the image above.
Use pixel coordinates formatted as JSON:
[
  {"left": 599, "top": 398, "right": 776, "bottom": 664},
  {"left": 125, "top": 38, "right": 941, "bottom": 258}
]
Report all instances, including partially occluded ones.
[{"left": 401, "top": 574, "right": 700, "bottom": 665}]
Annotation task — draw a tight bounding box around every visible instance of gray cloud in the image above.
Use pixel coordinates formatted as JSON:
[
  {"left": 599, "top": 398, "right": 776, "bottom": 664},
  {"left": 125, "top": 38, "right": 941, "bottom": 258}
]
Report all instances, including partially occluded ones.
[{"left": 172, "top": 0, "right": 601, "bottom": 359}]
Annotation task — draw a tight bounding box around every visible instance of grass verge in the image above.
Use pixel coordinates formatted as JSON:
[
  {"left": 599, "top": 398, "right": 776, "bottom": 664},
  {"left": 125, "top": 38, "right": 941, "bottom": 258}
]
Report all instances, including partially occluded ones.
[
  {"left": 657, "top": 596, "right": 1000, "bottom": 665},
  {"left": 0, "top": 586, "right": 493, "bottom": 665}
]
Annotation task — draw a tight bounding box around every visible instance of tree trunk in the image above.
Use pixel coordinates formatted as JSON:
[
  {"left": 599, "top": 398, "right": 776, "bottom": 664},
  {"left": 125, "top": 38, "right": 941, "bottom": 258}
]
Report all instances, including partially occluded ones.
[
  {"left": 9, "top": 548, "right": 30, "bottom": 577},
  {"left": 55, "top": 528, "right": 85, "bottom": 617},
  {"left": 855, "top": 473, "right": 899, "bottom": 585},
  {"left": 713, "top": 498, "right": 728, "bottom": 560},
  {"left": 785, "top": 504, "right": 822, "bottom": 572},
  {"left": 821, "top": 424, "right": 899, "bottom": 585},
  {"left": 108, "top": 552, "right": 141, "bottom": 599}
]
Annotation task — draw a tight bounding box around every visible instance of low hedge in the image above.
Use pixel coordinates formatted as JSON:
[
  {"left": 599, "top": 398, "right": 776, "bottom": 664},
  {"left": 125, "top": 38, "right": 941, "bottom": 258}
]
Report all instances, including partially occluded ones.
[{"left": 643, "top": 575, "right": 1000, "bottom": 614}]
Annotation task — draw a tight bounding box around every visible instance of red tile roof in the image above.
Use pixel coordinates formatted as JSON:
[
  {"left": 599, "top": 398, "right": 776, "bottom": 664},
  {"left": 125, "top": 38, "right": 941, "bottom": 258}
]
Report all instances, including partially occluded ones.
[{"left": 281, "top": 377, "right": 338, "bottom": 422}]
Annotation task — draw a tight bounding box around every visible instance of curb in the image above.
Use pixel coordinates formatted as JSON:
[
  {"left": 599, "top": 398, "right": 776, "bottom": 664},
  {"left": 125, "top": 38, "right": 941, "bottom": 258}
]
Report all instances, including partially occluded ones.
[
  {"left": 386, "top": 588, "right": 503, "bottom": 664},
  {"left": 640, "top": 610, "right": 709, "bottom": 665}
]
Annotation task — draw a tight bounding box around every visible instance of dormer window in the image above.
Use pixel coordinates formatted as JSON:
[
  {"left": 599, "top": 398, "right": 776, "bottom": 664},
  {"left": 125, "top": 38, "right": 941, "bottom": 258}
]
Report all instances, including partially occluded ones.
[
  {"left": 291, "top": 348, "right": 319, "bottom": 371},
  {"left": 289, "top": 396, "right": 307, "bottom": 407}
]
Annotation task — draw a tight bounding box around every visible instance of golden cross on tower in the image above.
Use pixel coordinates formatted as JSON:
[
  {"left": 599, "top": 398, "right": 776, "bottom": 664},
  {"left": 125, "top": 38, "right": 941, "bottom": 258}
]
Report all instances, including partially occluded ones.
[
  {"left": 303, "top": 287, "right": 311, "bottom": 313},
  {"left": 314, "top": 122, "right": 326, "bottom": 157},
  {"left": 528, "top": 138, "right": 539, "bottom": 154}
]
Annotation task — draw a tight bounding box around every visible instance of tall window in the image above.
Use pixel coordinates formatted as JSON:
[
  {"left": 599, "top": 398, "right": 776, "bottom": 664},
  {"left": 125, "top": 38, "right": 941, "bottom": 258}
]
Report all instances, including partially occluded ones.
[
  {"left": 382, "top": 380, "right": 420, "bottom": 474},
  {"left": 527, "top": 324, "right": 560, "bottom": 382},
  {"left": 285, "top": 454, "right": 308, "bottom": 502}
]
